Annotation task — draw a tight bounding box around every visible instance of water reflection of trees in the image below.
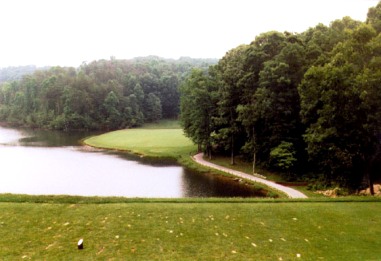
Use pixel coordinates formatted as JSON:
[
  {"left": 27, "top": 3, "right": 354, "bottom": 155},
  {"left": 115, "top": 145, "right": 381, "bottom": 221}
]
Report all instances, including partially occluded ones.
[{"left": 181, "top": 168, "right": 268, "bottom": 198}]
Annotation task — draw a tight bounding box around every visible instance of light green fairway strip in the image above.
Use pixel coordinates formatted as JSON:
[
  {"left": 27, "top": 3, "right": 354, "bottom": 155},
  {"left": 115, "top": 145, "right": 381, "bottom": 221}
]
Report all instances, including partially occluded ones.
[{"left": 84, "top": 128, "right": 197, "bottom": 158}]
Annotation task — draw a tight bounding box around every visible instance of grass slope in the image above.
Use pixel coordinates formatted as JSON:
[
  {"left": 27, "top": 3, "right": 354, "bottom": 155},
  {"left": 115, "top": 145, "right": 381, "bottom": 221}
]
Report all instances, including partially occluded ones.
[
  {"left": 84, "top": 128, "right": 197, "bottom": 159},
  {"left": 0, "top": 200, "right": 380, "bottom": 260}
]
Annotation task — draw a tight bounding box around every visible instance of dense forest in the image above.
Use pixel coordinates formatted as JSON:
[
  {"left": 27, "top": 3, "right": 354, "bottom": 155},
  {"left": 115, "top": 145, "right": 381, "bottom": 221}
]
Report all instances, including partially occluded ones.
[
  {"left": 0, "top": 56, "right": 216, "bottom": 130},
  {"left": 180, "top": 2, "right": 381, "bottom": 191}
]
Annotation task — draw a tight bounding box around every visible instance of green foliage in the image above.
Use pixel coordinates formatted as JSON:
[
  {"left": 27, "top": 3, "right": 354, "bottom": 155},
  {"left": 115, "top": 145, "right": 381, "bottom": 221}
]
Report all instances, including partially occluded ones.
[
  {"left": 180, "top": 68, "right": 219, "bottom": 156},
  {"left": 0, "top": 57, "right": 216, "bottom": 130},
  {"left": 270, "top": 141, "right": 297, "bottom": 171},
  {"left": 367, "top": 1, "right": 381, "bottom": 33},
  {"left": 179, "top": 2, "right": 381, "bottom": 190},
  {"left": 215, "top": 45, "right": 248, "bottom": 162},
  {"left": 299, "top": 15, "right": 381, "bottom": 188},
  {"left": 144, "top": 93, "right": 162, "bottom": 122}
]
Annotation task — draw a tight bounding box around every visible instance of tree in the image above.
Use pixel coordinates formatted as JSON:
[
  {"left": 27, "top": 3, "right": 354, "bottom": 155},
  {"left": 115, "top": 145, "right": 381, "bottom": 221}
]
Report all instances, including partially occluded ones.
[
  {"left": 299, "top": 63, "right": 363, "bottom": 186},
  {"left": 180, "top": 68, "right": 218, "bottom": 158},
  {"left": 299, "top": 24, "right": 381, "bottom": 189},
  {"left": 237, "top": 32, "right": 306, "bottom": 171},
  {"left": 367, "top": 1, "right": 381, "bottom": 34},
  {"left": 103, "top": 91, "right": 122, "bottom": 129},
  {"left": 124, "top": 94, "right": 144, "bottom": 127},
  {"left": 215, "top": 45, "right": 248, "bottom": 164},
  {"left": 144, "top": 93, "right": 162, "bottom": 122},
  {"left": 270, "top": 141, "right": 297, "bottom": 174},
  {"left": 159, "top": 74, "right": 180, "bottom": 118}
]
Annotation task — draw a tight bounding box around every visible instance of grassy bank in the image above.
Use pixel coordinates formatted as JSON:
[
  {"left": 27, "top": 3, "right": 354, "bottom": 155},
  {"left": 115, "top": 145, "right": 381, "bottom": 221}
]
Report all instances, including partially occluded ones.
[
  {"left": 84, "top": 128, "right": 197, "bottom": 159},
  {"left": 0, "top": 196, "right": 380, "bottom": 260}
]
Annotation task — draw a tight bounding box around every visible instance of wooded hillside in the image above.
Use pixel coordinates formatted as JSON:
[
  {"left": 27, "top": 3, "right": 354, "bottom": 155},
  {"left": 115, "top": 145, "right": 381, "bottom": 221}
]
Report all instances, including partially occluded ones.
[
  {"left": 0, "top": 57, "right": 216, "bottom": 130},
  {"left": 180, "top": 2, "right": 381, "bottom": 190}
]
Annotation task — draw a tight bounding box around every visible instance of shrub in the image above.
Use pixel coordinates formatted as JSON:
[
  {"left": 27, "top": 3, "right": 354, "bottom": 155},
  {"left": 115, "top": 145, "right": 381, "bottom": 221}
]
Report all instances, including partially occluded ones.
[{"left": 270, "top": 141, "right": 297, "bottom": 172}]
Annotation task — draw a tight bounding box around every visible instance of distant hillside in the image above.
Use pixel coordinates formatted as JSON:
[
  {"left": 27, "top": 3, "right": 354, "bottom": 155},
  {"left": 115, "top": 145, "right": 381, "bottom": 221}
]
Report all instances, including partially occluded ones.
[
  {"left": 0, "top": 57, "right": 219, "bottom": 84},
  {"left": 0, "top": 65, "right": 50, "bottom": 83}
]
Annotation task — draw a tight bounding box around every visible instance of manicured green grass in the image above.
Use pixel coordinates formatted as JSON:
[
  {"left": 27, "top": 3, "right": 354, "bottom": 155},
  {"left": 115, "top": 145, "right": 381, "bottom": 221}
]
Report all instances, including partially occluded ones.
[
  {"left": 0, "top": 198, "right": 380, "bottom": 260},
  {"left": 84, "top": 128, "right": 197, "bottom": 159}
]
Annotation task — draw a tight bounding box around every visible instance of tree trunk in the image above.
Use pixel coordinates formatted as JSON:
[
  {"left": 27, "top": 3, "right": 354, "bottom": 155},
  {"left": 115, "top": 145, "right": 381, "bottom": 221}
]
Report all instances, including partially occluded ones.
[
  {"left": 230, "top": 107, "right": 235, "bottom": 165},
  {"left": 365, "top": 156, "right": 375, "bottom": 195},
  {"left": 368, "top": 171, "right": 375, "bottom": 195},
  {"left": 252, "top": 126, "right": 256, "bottom": 175},
  {"left": 230, "top": 134, "right": 235, "bottom": 165},
  {"left": 253, "top": 151, "right": 256, "bottom": 175}
]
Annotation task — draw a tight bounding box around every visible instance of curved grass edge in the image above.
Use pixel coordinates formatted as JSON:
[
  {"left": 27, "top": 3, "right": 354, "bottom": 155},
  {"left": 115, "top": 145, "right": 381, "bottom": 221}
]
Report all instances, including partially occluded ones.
[{"left": 83, "top": 128, "right": 195, "bottom": 155}]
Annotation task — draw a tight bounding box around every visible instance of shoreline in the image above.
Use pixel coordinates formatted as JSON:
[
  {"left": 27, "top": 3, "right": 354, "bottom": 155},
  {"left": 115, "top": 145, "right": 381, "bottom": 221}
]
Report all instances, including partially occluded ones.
[{"left": 192, "top": 153, "right": 308, "bottom": 199}]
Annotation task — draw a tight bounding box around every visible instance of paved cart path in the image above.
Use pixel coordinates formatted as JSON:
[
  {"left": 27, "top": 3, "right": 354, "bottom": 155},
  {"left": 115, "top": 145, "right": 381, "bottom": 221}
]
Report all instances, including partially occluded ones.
[{"left": 192, "top": 153, "right": 308, "bottom": 199}]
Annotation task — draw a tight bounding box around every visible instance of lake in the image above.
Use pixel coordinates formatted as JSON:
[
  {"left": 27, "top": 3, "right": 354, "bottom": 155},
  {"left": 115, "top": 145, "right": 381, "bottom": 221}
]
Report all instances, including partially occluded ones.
[{"left": 0, "top": 126, "right": 266, "bottom": 198}]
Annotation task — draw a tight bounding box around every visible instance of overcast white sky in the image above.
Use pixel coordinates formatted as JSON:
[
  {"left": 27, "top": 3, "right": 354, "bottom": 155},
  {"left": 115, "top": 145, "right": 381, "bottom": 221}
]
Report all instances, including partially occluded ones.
[{"left": 0, "top": 0, "right": 379, "bottom": 68}]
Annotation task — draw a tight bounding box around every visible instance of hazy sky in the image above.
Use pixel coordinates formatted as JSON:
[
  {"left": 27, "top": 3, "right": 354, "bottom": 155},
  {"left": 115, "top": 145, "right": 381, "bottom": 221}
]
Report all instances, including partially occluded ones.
[{"left": 0, "top": 0, "right": 379, "bottom": 67}]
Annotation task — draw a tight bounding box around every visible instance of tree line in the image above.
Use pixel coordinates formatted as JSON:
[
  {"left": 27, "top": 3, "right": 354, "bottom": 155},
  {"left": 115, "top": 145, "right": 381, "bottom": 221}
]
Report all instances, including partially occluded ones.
[
  {"left": 180, "top": 2, "right": 381, "bottom": 192},
  {"left": 0, "top": 56, "right": 216, "bottom": 130}
]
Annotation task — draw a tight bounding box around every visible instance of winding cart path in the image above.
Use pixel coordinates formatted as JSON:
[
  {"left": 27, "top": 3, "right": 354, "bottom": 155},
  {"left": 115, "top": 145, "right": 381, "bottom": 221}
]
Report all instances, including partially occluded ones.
[{"left": 192, "top": 153, "right": 308, "bottom": 199}]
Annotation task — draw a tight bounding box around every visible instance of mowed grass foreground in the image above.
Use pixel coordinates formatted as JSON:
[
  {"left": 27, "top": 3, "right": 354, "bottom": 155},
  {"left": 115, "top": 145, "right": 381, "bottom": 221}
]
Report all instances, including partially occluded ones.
[
  {"left": 84, "top": 128, "right": 197, "bottom": 159},
  {"left": 0, "top": 200, "right": 380, "bottom": 260}
]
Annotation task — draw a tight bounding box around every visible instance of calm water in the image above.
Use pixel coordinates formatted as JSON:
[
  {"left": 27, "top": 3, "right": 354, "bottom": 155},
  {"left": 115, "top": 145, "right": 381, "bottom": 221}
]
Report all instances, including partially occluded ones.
[{"left": 0, "top": 126, "right": 266, "bottom": 198}]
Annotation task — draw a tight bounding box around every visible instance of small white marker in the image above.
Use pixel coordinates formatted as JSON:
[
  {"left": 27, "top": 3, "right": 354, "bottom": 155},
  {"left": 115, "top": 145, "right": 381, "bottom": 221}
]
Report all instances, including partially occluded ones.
[{"left": 78, "top": 239, "right": 84, "bottom": 250}]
